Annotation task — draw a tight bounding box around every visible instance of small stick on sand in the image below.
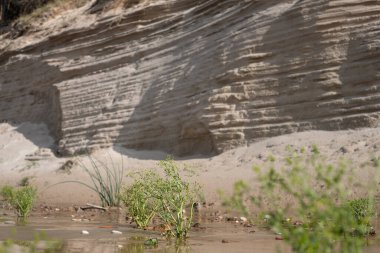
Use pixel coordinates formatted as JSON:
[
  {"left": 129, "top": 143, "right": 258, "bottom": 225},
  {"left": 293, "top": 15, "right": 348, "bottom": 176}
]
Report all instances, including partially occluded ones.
[{"left": 80, "top": 203, "right": 107, "bottom": 211}]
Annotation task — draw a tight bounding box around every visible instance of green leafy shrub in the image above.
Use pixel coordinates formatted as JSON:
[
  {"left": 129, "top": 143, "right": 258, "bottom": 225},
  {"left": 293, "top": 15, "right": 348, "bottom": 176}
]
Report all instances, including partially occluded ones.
[
  {"left": 121, "top": 172, "right": 159, "bottom": 229},
  {"left": 154, "top": 158, "right": 199, "bottom": 238},
  {"left": 122, "top": 157, "right": 200, "bottom": 238},
  {"left": 1, "top": 185, "right": 37, "bottom": 220},
  {"left": 223, "top": 147, "right": 379, "bottom": 253}
]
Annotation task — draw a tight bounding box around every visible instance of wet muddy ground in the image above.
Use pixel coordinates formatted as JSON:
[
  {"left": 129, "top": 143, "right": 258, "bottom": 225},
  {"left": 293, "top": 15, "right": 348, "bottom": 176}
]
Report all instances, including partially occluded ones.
[{"left": 0, "top": 206, "right": 379, "bottom": 253}]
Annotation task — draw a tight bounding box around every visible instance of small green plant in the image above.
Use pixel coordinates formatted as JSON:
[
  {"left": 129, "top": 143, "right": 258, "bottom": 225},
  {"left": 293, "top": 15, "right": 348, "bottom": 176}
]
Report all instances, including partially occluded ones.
[
  {"left": 348, "top": 198, "right": 373, "bottom": 222},
  {"left": 123, "top": 157, "right": 200, "bottom": 239},
  {"left": 1, "top": 185, "right": 37, "bottom": 220},
  {"left": 153, "top": 158, "right": 199, "bottom": 238},
  {"left": 223, "top": 148, "right": 379, "bottom": 253},
  {"left": 348, "top": 198, "right": 375, "bottom": 236},
  {"left": 121, "top": 172, "right": 158, "bottom": 229},
  {"left": 58, "top": 155, "right": 125, "bottom": 207}
]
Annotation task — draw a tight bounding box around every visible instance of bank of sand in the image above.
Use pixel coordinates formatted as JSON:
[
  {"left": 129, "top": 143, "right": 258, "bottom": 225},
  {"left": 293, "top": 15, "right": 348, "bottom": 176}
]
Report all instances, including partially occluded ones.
[{"left": 0, "top": 122, "right": 379, "bottom": 207}]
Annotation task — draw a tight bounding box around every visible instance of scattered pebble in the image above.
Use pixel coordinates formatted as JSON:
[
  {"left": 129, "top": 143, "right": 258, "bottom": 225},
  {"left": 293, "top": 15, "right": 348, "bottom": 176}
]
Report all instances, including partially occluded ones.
[
  {"left": 144, "top": 238, "right": 158, "bottom": 246},
  {"left": 192, "top": 223, "right": 201, "bottom": 228},
  {"left": 226, "top": 217, "right": 239, "bottom": 222},
  {"left": 221, "top": 239, "right": 230, "bottom": 243},
  {"left": 193, "top": 202, "right": 202, "bottom": 211},
  {"left": 111, "top": 230, "right": 123, "bottom": 234},
  {"left": 240, "top": 217, "right": 248, "bottom": 223},
  {"left": 117, "top": 245, "right": 123, "bottom": 249},
  {"left": 340, "top": 147, "right": 348, "bottom": 154},
  {"left": 99, "top": 225, "right": 114, "bottom": 229},
  {"left": 81, "top": 230, "right": 89, "bottom": 235}
]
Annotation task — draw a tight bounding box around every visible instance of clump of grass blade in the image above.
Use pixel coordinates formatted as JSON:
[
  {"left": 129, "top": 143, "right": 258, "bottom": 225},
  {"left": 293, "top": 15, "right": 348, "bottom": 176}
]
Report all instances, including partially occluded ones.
[{"left": 55, "top": 155, "right": 125, "bottom": 207}]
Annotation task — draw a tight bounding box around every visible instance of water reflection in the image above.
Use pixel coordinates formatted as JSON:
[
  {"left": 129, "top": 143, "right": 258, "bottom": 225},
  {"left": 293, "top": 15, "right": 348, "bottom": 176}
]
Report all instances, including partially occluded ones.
[{"left": 120, "top": 237, "right": 192, "bottom": 253}]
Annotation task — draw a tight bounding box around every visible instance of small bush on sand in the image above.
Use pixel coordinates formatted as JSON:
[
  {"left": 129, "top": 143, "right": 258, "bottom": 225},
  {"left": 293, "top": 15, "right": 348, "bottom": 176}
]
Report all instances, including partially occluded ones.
[
  {"left": 152, "top": 158, "right": 200, "bottom": 238},
  {"left": 1, "top": 185, "right": 37, "bottom": 220},
  {"left": 121, "top": 171, "right": 159, "bottom": 229},
  {"left": 122, "top": 157, "right": 200, "bottom": 239},
  {"left": 223, "top": 147, "right": 379, "bottom": 253}
]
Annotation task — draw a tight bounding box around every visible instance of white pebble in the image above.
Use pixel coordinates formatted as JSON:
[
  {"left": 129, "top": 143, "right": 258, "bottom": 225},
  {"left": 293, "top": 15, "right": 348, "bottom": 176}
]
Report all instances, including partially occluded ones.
[
  {"left": 240, "top": 217, "right": 248, "bottom": 222},
  {"left": 81, "top": 230, "right": 89, "bottom": 235},
  {"left": 111, "top": 230, "right": 123, "bottom": 234}
]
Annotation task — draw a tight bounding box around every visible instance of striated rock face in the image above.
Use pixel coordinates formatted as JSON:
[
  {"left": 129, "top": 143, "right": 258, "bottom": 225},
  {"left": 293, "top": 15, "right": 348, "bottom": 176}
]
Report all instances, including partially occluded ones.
[{"left": 1, "top": 0, "right": 380, "bottom": 156}]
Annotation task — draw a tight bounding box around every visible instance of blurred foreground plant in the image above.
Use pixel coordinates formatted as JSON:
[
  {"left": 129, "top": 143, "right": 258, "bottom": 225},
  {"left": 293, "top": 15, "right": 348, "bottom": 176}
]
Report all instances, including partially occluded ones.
[
  {"left": 0, "top": 232, "right": 62, "bottom": 253},
  {"left": 222, "top": 147, "right": 379, "bottom": 253}
]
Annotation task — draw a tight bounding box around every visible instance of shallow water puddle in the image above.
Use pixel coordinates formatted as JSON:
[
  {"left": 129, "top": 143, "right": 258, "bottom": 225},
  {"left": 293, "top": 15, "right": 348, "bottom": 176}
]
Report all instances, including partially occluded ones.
[
  {"left": 0, "top": 215, "right": 289, "bottom": 253},
  {"left": 0, "top": 212, "right": 379, "bottom": 253}
]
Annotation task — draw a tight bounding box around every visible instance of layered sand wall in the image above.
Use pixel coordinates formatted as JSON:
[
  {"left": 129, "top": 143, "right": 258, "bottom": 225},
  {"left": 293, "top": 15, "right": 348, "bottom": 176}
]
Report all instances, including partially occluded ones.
[{"left": 1, "top": 0, "right": 380, "bottom": 155}]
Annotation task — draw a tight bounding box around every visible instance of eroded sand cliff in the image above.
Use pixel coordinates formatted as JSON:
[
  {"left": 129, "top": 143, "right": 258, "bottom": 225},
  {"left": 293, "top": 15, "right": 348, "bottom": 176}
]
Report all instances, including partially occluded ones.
[{"left": 1, "top": 0, "right": 380, "bottom": 156}]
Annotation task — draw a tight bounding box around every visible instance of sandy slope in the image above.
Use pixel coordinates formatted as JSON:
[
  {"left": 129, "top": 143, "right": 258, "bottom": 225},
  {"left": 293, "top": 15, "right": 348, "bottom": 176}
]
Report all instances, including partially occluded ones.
[{"left": 0, "top": 122, "right": 379, "bottom": 207}]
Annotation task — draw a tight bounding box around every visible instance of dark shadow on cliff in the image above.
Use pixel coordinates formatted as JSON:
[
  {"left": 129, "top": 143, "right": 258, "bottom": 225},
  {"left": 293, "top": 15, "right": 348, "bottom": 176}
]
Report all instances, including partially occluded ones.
[
  {"left": 15, "top": 122, "right": 55, "bottom": 149},
  {"left": 113, "top": 0, "right": 240, "bottom": 157},
  {"left": 243, "top": 0, "right": 332, "bottom": 140},
  {"left": 112, "top": 145, "right": 212, "bottom": 161},
  {"left": 338, "top": 35, "right": 380, "bottom": 128},
  {"left": 0, "top": 55, "right": 64, "bottom": 149}
]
